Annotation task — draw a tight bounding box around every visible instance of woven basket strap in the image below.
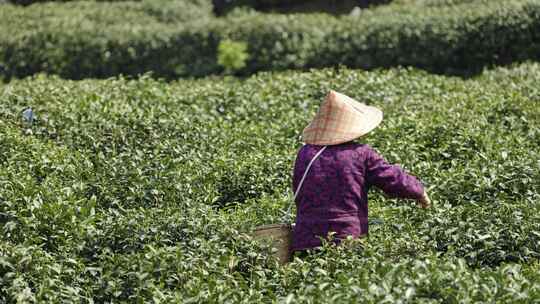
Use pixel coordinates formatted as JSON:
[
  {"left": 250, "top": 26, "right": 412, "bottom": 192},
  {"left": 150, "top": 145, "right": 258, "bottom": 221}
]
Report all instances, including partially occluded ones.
[{"left": 285, "top": 145, "right": 327, "bottom": 220}]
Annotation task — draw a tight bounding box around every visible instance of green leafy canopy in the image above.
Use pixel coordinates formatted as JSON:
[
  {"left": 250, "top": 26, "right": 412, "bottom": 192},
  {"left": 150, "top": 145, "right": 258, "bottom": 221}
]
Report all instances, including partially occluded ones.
[{"left": 1, "top": 62, "right": 539, "bottom": 302}]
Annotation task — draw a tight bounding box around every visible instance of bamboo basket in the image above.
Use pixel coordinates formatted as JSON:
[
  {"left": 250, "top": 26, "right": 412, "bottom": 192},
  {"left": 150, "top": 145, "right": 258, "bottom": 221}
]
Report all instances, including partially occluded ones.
[
  {"left": 253, "top": 224, "right": 293, "bottom": 265},
  {"left": 252, "top": 146, "right": 327, "bottom": 265}
]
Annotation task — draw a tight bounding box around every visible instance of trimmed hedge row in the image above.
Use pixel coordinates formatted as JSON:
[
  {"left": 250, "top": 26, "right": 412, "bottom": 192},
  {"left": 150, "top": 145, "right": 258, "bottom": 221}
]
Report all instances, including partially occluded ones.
[
  {"left": 1, "top": 0, "right": 540, "bottom": 80},
  {"left": 0, "top": 0, "right": 213, "bottom": 26},
  {"left": 394, "top": 0, "right": 484, "bottom": 6},
  {"left": 1, "top": 0, "right": 136, "bottom": 5}
]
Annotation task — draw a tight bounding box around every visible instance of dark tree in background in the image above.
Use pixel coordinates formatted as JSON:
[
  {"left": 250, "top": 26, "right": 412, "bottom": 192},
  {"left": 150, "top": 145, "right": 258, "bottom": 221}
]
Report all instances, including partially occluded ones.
[{"left": 212, "top": 0, "right": 392, "bottom": 15}]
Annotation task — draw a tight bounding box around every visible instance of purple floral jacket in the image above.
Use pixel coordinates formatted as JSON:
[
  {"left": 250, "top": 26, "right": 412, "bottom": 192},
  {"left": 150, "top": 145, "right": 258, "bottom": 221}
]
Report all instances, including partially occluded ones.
[{"left": 291, "top": 143, "right": 425, "bottom": 251}]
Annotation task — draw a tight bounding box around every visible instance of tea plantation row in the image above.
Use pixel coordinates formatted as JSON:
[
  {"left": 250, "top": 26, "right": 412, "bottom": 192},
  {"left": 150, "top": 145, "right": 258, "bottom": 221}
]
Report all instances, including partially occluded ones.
[
  {"left": 1, "top": 62, "right": 539, "bottom": 302},
  {"left": 2, "top": 0, "right": 540, "bottom": 80},
  {"left": 1, "top": 0, "right": 131, "bottom": 5},
  {"left": 1, "top": 0, "right": 213, "bottom": 25}
]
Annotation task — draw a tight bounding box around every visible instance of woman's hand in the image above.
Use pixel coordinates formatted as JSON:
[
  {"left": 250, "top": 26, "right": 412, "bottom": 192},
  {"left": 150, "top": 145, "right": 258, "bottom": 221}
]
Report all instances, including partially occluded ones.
[{"left": 418, "top": 190, "right": 431, "bottom": 208}]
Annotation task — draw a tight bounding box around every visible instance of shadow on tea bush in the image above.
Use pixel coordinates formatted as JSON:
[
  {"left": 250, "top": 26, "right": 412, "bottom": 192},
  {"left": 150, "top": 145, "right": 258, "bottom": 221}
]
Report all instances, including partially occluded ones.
[{"left": 213, "top": 165, "right": 278, "bottom": 208}]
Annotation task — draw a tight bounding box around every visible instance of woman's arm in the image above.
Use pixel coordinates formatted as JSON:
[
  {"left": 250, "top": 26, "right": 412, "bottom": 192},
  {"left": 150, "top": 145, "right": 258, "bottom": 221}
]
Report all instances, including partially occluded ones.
[{"left": 365, "top": 145, "right": 428, "bottom": 206}]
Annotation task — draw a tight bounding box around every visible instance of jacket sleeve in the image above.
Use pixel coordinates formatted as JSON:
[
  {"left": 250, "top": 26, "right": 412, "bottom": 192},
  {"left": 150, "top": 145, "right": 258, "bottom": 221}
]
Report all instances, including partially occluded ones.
[{"left": 365, "top": 146, "right": 424, "bottom": 200}]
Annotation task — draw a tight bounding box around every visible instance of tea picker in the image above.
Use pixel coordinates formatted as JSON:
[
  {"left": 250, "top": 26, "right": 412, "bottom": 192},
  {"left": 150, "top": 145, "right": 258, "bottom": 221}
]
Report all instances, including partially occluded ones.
[{"left": 254, "top": 91, "right": 430, "bottom": 264}]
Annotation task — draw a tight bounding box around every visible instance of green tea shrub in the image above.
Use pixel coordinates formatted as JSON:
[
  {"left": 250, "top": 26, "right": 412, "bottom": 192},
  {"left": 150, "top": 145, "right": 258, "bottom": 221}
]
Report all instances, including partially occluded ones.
[
  {"left": 3, "top": 0, "right": 137, "bottom": 4},
  {"left": 1, "top": 0, "right": 209, "bottom": 7},
  {"left": 217, "top": 39, "right": 250, "bottom": 74},
  {"left": 0, "top": 0, "right": 213, "bottom": 26},
  {"left": 1, "top": 0, "right": 539, "bottom": 80},
  {"left": 394, "top": 0, "right": 485, "bottom": 6},
  {"left": 0, "top": 63, "right": 539, "bottom": 302}
]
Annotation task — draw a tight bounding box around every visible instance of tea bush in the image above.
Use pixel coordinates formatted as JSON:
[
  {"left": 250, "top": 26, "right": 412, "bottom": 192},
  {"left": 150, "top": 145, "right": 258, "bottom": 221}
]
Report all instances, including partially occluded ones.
[
  {"left": 2, "top": 0, "right": 135, "bottom": 5},
  {"left": 217, "top": 40, "right": 250, "bottom": 74},
  {"left": 1, "top": 0, "right": 540, "bottom": 80},
  {"left": 0, "top": 62, "right": 539, "bottom": 302},
  {"left": 0, "top": 0, "right": 213, "bottom": 25}
]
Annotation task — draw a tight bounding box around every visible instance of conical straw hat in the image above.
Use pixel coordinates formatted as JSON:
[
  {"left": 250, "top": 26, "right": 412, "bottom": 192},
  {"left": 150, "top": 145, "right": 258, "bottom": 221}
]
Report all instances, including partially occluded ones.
[{"left": 302, "top": 90, "right": 383, "bottom": 145}]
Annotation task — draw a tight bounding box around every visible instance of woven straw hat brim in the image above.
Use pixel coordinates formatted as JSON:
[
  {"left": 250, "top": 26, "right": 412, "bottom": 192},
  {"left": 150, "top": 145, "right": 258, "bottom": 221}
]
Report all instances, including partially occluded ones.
[{"left": 302, "top": 91, "right": 383, "bottom": 146}]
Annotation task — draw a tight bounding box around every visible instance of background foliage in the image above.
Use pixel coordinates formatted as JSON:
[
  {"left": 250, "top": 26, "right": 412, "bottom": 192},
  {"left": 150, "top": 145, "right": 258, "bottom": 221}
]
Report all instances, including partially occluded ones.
[
  {"left": 211, "top": 0, "right": 393, "bottom": 15},
  {"left": 1, "top": 0, "right": 540, "bottom": 80},
  {"left": 1, "top": 62, "right": 539, "bottom": 302}
]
